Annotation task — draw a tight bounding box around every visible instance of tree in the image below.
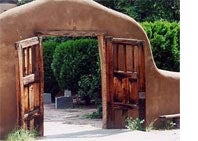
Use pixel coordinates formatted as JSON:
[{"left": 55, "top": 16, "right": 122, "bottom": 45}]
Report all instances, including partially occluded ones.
[
  {"left": 18, "top": 0, "right": 179, "bottom": 22},
  {"left": 95, "top": 0, "right": 179, "bottom": 22},
  {"left": 131, "top": 0, "right": 180, "bottom": 22},
  {"left": 17, "top": 0, "right": 33, "bottom": 5}
]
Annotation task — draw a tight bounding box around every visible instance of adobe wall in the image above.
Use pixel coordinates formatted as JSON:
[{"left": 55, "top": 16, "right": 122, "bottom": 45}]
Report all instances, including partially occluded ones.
[{"left": 0, "top": 0, "right": 179, "bottom": 138}]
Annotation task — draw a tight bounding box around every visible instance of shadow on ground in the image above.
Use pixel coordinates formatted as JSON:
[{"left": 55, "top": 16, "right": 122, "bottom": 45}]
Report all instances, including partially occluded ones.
[{"left": 41, "top": 129, "right": 129, "bottom": 139}]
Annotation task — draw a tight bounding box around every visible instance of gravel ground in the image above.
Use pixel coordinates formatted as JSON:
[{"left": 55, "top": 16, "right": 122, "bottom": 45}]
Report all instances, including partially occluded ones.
[{"left": 36, "top": 103, "right": 180, "bottom": 141}]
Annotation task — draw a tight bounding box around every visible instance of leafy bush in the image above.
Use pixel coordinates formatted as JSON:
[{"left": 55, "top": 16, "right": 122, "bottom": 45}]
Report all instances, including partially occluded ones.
[
  {"left": 125, "top": 117, "right": 145, "bottom": 131},
  {"left": 84, "top": 105, "right": 102, "bottom": 119},
  {"left": 6, "top": 128, "right": 36, "bottom": 141},
  {"left": 51, "top": 38, "right": 100, "bottom": 100},
  {"left": 141, "top": 21, "right": 180, "bottom": 72},
  {"left": 164, "top": 120, "right": 176, "bottom": 130},
  {"left": 84, "top": 111, "right": 101, "bottom": 119},
  {"left": 43, "top": 41, "right": 60, "bottom": 101},
  {"left": 78, "top": 59, "right": 101, "bottom": 105}
]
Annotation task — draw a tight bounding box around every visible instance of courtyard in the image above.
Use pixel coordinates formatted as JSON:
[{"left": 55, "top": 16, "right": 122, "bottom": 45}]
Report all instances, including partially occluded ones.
[{"left": 36, "top": 104, "right": 179, "bottom": 141}]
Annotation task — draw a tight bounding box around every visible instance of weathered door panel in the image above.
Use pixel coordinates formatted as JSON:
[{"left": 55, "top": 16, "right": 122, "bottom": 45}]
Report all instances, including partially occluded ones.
[
  {"left": 15, "top": 37, "right": 44, "bottom": 135},
  {"left": 105, "top": 37, "right": 146, "bottom": 129}
]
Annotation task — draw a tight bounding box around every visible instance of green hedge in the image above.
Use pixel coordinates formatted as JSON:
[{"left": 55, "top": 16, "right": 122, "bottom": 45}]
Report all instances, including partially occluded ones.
[
  {"left": 43, "top": 41, "right": 60, "bottom": 100},
  {"left": 141, "top": 21, "right": 180, "bottom": 72},
  {"left": 51, "top": 39, "right": 100, "bottom": 102}
]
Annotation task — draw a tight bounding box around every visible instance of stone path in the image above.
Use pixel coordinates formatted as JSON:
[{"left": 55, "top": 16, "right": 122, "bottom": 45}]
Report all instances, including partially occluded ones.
[{"left": 36, "top": 104, "right": 179, "bottom": 141}]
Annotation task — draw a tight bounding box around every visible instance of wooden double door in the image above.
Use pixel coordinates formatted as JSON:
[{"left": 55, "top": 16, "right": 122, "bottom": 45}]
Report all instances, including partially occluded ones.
[
  {"left": 15, "top": 35, "right": 146, "bottom": 135},
  {"left": 100, "top": 36, "right": 146, "bottom": 129}
]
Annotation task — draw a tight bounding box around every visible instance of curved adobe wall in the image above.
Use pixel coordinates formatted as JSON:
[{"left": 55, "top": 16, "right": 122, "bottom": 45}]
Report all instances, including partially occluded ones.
[{"left": 0, "top": 0, "right": 179, "bottom": 138}]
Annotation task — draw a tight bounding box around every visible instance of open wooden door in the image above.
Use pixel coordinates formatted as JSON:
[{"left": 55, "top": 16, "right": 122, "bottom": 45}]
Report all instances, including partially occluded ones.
[
  {"left": 15, "top": 37, "right": 44, "bottom": 135},
  {"left": 99, "top": 36, "right": 146, "bottom": 129}
]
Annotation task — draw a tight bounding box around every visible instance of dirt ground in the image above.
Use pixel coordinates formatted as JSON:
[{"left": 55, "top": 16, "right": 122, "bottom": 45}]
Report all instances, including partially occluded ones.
[
  {"left": 44, "top": 103, "right": 102, "bottom": 128},
  {"left": 37, "top": 103, "right": 180, "bottom": 141}
]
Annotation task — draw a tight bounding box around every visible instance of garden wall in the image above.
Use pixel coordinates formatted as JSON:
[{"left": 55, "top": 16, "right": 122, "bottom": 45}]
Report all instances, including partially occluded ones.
[{"left": 0, "top": 0, "right": 179, "bottom": 138}]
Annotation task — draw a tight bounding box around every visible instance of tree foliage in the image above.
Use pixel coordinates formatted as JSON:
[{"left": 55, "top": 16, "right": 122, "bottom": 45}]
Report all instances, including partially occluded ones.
[
  {"left": 17, "top": 0, "right": 34, "bottom": 5},
  {"left": 18, "top": 0, "right": 179, "bottom": 22},
  {"left": 95, "top": 0, "right": 179, "bottom": 22},
  {"left": 141, "top": 21, "right": 180, "bottom": 71}
]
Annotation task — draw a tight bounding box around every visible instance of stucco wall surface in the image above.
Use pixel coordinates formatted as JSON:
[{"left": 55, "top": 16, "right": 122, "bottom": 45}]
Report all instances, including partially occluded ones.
[{"left": 0, "top": 0, "right": 180, "bottom": 138}]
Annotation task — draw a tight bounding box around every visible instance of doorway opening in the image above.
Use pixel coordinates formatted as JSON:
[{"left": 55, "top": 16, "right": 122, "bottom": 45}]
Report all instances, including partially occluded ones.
[
  {"left": 42, "top": 35, "right": 103, "bottom": 136},
  {"left": 15, "top": 30, "right": 146, "bottom": 136}
]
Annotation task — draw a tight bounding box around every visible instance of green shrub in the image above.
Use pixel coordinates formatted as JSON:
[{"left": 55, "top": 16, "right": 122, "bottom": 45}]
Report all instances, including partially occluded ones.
[
  {"left": 43, "top": 41, "right": 60, "bottom": 101},
  {"left": 84, "top": 105, "right": 102, "bottom": 119},
  {"left": 6, "top": 128, "right": 36, "bottom": 141},
  {"left": 51, "top": 38, "right": 100, "bottom": 99},
  {"left": 141, "top": 21, "right": 180, "bottom": 72},
  {"left": 164, "top": 120, "right": 176, "bottom": 130},
  {"left": 125, "top": 117, "right": 145, "bottom": 131},
  {"left": 78, "top": 60, "right": 101, "bottom": 105}
]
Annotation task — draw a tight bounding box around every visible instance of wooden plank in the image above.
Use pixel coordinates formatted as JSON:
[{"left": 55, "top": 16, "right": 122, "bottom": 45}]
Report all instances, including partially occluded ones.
[
  {"left": 23, "top": 48, "right": 28, "bottom": 76},
  {"left": 113, "top": 77, "right": 119, "bottom": 102},
  {"left": 28, "top": 47, "right": 34, "bottom": 111},
  {"left": 122, "top": 78, "right": 128, "bottom": 103},
  {"left": 23, "top": 74, "right": 35, "bottom": 85},
  {"left": 133, "top": 45, "right": 138, "bottom": 72},
  {"left": 106, "top": 36, "right": 114, "bottom": 128},
  {"left": 124, "top": 45, "right": 127, "bottom": 72},
  {"left": 114, "top": 71, "right": 138, "bottom": 79},
  {"left": 35, "top": 30, "right": 106, "bottom": 37},
  {"left": 24, "top": 86, "right": 29, "bottom": 113},
  {"left": 24, "top": 108, "right": 39, "bottom": 119},
  {"left": 113, "top": 44, "right": 118, "bottom": 70},
  {"left": 118, "top": 44, "right": 125, "bottom": 71},
  {"left": 17, "top": 45, "right": 26, "bottom": 127},
  {"left": 137, "top": 44, "right": 146, "bottom": 121},
  {"left": 16, "top": 37, "right": 39, "bottom": 49},
  {"left": 126, "top": 45, "right": 133, "bottom": 71},
  {"left": 15, "top": 44, "right": 21, "bottom": 126},
  {"left": 29, "top": 85, "right": 34, "bottom": 111},
  {"left": 28, "top": 47, "right": 33, "bottom": 73},
  {"left": 126, "top": 78, "right": 130, "bottom": 104},
  {"left": 112, "top": 38, "right": 144, "bottom": 46},
  {"left": 114, "top": 102, "right": 137, "bottom": 109},
  {"left": 32, "top": 46, "right": 36, "bottom": 73},
  {"left": 131, "top": 45, "right": 134, "bottom": 72},
  {"left": 138, "top": 45, "right": 146, "bottom": 91},
  {"left": 114, "top": 110, "right": 122, "bottom": 128},
  {"left": 38, "top": 37, "right": 44, "bottom": 136},
  {"left": 159, "top": 114, "right": 180, "bottom": 119},
  {"left": 113, "top": 77, "right": 122, "bottom": 103},
  {"left": 130, "top": 81, "right": 138, "bottom": 103}
]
